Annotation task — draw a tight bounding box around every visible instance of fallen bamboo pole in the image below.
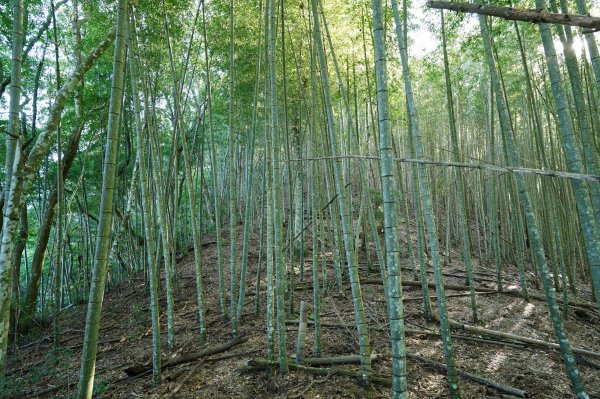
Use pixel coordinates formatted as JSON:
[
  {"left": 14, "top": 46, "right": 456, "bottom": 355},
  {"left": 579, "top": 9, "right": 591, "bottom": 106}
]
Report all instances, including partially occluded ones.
[
  {"left": 360, "top": 279, "right": 598, "bottom": 311},
  {"left": 239, "top": 359, "right": 393, "bottom": 386},
  {"left": 240, "top": 356, "right": 528, "bottom": 397},
  {"left": 285, "top": 320, "right": 525, "bottom": 349},
  {"left": 447, "top": 318, "right": 600, "bottom": 359},
  {"left": 427, "top": 1, "right": 600, "bottom": 31},
  {"left": 300, "top": 353, "right": 382, "bottom": 366},
  {"left": 124, "top": 335, "right": 249, "bottom": 376},
  {"left": 407, "top": 353, "right": 528, "bottom": 397},
  {"left": 360, "top": 278, "right": 497, "bottom": 293},
  {"left": 287, "top": 154, "right": 600, "bottom": 183}
]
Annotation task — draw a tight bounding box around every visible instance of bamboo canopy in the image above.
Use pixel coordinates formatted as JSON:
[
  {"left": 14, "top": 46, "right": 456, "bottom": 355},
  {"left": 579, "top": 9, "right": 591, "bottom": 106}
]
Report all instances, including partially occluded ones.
[{"left": 427, "top": 1, "right": 600, "bottom": 31}]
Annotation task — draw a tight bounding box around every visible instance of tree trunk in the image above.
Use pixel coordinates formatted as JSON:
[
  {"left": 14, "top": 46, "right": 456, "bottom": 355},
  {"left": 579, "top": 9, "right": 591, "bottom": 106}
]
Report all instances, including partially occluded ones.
[{"left": 0, "top": 0, "right": 25, "bottom": 375}]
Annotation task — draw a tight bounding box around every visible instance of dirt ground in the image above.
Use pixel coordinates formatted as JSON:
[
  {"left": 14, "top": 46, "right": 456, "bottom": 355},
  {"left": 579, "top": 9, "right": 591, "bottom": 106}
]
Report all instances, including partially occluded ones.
[{"left": 4, "top": 229, "right": 600, "bottom": 398}]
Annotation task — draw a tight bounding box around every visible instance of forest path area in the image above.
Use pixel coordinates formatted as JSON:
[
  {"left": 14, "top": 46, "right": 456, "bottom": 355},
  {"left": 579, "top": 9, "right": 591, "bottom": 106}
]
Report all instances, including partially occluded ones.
[{"left": 5, "top": 228, "right": 600, "bottom": 399}]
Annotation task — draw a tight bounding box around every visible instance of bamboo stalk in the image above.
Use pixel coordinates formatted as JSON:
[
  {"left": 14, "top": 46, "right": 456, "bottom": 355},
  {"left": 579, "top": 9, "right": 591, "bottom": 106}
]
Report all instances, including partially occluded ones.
[
  {"left": 447, "top": 318, "right": 600, "bottom": 359},
  {"left": 239, "top": 357, "right": 528, "bottom": 397},
  {"left": 427, "top": 1, "right": 600, "bottom": 30},
  {"left": 286, "top": 155, "right": 600, "bottom": 183}
]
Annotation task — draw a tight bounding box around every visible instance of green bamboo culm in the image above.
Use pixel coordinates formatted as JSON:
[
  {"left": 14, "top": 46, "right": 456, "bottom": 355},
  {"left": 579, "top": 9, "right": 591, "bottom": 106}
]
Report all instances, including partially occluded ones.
[
  {"left": 575, "top": 0, "right": 600, "bottom": 180},
  {"left": 254, "top": 160, "right": 267, "bottom": 317},
  {"left": 143, "top": 13, "right": 176, "bottom": 348},
  {"left": 127, "top": 11, "right": 161, "bottom": 384},
  {"left": 201, "top": 0, "right": 227, "bottom": 320},
  {"left": 265, "top": 142, "right": 275, "bottom": 362},
  {"left": 390, "top": 0, "right": 461, "bottom": 396},
  {"left": 440, "top": 10, "right": 478, "bottom": 322},
  {"left": 310, "top": 0, "right": 372, "bottom": 383},
  {"left": 309, "top": 130, "right": 322, "bottom": 358},
  {"left": 236, "top": 0, "right": 263, "bottom": 326},
  {"left": 162, "top": 0, "right": 206, "bottom": 345},
  {"left": 267, "top": 0, "right": 288, "bottom": 375},
  {"left": 148, "top": 87, "right": 175, "bottom": 351},
  {"left": 534, "top": 0, "right": 600, "bottom": 310},
  {"left": 228, "top": 0, "right": 238, "bottom": 337},
  {"left": 77, "top": 0, "right": 128, "bottom": 397},
  {"left": 319, "top": 3, "right": 389, "bottom": 304},
  {"left": 371, "top": 0, "right": 408, "bottom": 396},
  {"left": 308, "top": 26, "right": 322, "bottom": 357},
  {"left": 554, "top": 0, "right": 600, "bottom": 241},
  {"left": 478, "top": 14, "right": 589, "bottom": 399},
  {"left": 263, "top": 0, "right": 274, "bottom": 362}
]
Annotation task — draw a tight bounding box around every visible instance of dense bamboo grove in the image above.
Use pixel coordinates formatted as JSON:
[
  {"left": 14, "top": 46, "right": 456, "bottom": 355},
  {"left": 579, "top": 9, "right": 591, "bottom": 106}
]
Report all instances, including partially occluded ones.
[{"left": 0, "top": 0, "right": 599, "bottom": 397}]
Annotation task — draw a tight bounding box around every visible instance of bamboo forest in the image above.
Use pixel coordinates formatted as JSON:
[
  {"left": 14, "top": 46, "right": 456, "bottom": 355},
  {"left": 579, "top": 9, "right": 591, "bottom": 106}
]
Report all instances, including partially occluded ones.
[{"left": 1, "top": 0, "right": 600, "bottom": 397}]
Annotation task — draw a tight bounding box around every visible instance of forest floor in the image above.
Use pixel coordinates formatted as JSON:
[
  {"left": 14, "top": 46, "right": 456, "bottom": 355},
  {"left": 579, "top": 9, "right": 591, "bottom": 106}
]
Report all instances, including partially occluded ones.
[{"left": 4, "top": 227, "right": 600, "bottom": 398}]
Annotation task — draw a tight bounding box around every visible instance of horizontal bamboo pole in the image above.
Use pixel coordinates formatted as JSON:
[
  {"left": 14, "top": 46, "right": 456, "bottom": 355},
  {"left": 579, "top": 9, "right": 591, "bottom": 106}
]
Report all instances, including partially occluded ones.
[
  {"left": 406, "top": 353, "right": 528, "bottom": 397},
  {"left": 447, "top": 318, "right": 600, "bottom": 359},
  {"left": 360, "top": 278, "right": 598, "bottom": 311},
  {"left": 427, "top": 1, "right": 600, "bottom": 31},
  {"left": 287, "top": 155, "right": 600, "bottom": 183},
  {"left": 124, "top": 335, "right": 248, "bottom": 376},
  {"left": 240, "top": 357, "right": 528, "bottom": 397},
  {"left": 360, "top": 278, "right": 497, "bottom": 293},
  {"left": 286, "top": 319, "right": 525, "bottom": 348},
  {"left": 300, "top": 353, "right": 381, "bottom": 366}
]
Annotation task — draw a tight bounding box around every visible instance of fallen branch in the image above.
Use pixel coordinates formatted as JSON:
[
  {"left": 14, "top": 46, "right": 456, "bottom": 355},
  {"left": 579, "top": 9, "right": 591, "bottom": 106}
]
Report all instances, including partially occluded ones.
[{"left": 124, "top": 335, "right": 248, "bottom": 376}]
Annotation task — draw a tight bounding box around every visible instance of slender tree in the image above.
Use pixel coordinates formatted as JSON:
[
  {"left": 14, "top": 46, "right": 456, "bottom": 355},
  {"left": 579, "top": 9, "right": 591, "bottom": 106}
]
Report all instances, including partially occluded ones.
[
  {"left": 0, "top": 0, "right": 24, "bottom": 373},
  {"left": 237, "top": 0, "right": 263, "bottom": 324},
  {"left": 0, "top": 24, "right": 116, "bottom": 372},
  {"left": 310, "top": 0, "right": 372, "bottom": 382},
  {"left": 77, "top": 1, "right": 128, "bottom": 396},
  {"left": 478, "top": 14, "right": 588, "bottom": 398},
  {"left": 228, "top": 0, "right": 238, "bottom": 336},
  {"left": 128, "top": 10, "right": 161, "bottom": 384},
  {"left": 440, "top": 11, "right": 478, "bottom": 322},
  {"left": 390, "top": 0, "right": 461, "bottom": 396},
  {"left": 534, "top": 0, "right": 600, "bottom": 308},
  {"left": 201, "top": 0, "right": 227, "bottom": 319},
  {"left": 50, "top": 0, "right": 64, "bottom": 355},
  {"left": 371, "top": 0, "right": 408, "bottom": 396},
  {"left": 267, "top": 0, "right": 288, "bottom": 375}
]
